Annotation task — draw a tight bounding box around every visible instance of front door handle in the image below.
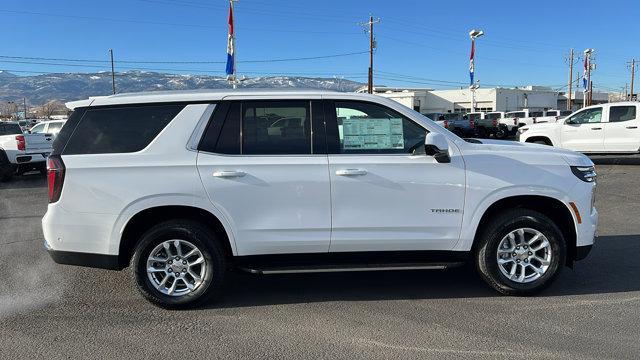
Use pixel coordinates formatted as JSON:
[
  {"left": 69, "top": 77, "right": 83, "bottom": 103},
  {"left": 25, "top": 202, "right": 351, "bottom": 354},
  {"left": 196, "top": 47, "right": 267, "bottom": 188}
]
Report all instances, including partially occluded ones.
[
  {"left": 336, "top": 169, "right": 367, "bottom": 176},
  {"left": 213, "top": 170, "right": 246, "bottom": 178},
  {"left": 626, "top": 126, "right": 638, "bottom": 129},
  {"left": 591, "top": 127, "right": 602, "bottom": 130}
]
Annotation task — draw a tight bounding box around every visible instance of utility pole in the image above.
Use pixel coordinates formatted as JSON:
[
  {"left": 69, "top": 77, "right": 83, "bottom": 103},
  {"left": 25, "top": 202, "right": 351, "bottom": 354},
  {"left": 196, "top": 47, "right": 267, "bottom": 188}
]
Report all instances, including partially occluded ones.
[
  {"left": 360, "top": 16, "right": 380, "bottom": 94},
  {"left": 629, "top": 59, "right": 636, "bottom": 100},
  {"left": 565, "top": 49, "right": 577, "bottom": 110},
  {"left": 23, "top": 98, "right": 27, "bottom": 119},
  {"left": 109, "top": 49, "right": 116, "bottom": 94}
]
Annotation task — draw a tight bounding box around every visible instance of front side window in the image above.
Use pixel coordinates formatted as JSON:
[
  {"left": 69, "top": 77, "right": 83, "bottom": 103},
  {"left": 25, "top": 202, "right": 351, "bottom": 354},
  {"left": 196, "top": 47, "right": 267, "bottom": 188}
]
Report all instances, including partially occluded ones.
[
  {"left": 609, "top": 106, "right": 636, "bottom": 122},
  {"left": 241, "top": 101, "right": 311, "bottom": 155},
  {"left": 566, "top": 107, "right": 602, "bottom": 124},
  {"left": 333, "top": 101, "right": 425, "bottom": 154},
  {"left": 30, "top": 123, "right": 46, "bottom": 133}
]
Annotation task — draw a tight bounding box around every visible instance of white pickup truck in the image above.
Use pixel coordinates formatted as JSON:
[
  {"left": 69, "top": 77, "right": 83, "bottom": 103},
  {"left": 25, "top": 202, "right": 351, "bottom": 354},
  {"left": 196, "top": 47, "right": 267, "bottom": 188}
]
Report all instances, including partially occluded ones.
[
  {"left": 0, "top": 121, "right": 54, "bottom": 180},
  {"left": 518, "top": 102, "right": 640, "bottom": 153}
]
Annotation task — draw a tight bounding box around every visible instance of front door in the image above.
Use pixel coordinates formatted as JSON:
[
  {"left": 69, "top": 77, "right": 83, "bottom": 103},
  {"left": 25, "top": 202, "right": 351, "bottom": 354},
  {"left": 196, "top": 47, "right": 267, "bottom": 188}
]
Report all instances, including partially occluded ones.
[
  {"left": 197, "top": 100, "right": 331, "bottom": 255},
  {"left": 561, "top": 107, "right": 604, "bottom": 152},
  {"left": 604, "top": 105, "right": 640, "bottom": 153},
  {"left": 325, "top": 100, "right": 466, "bottom": 252}
]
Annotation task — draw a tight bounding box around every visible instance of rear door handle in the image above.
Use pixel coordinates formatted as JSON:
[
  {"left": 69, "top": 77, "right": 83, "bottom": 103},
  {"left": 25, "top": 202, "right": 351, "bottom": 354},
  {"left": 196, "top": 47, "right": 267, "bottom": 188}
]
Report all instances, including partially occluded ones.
[
  {"left": 336, "top": 169, "right": 367, "bottom": 176},
  {"left": 213, "top": 170, "right": 246, "bottom": 178},
  {"left": 626, "top": 126, "right": 638, "bottom": 129},
  {"left": 591, "top": 127, "right": 602, "bottom": 130}
]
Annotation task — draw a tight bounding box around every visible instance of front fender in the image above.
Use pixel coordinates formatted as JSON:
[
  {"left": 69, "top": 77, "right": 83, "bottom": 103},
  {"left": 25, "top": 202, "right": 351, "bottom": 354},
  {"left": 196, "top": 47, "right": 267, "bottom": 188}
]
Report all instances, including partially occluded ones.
[{"left": 453, "top": 185, "right": 577, "bottom": 251}]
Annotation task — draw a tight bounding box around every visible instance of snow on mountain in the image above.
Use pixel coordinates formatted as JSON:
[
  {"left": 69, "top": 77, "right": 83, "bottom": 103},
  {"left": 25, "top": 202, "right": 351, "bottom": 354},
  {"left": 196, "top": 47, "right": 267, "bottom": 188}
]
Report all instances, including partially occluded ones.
[{"left": 0, "top": 71, "right": 364, "bottom": 105}]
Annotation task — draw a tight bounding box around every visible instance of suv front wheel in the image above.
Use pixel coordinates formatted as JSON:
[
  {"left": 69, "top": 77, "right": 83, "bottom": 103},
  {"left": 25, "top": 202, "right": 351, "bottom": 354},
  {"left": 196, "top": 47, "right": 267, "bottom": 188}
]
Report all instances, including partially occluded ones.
[
  {"left": 475, "top": 209, "right": 566, "bottom": 295},
  {"left": 132, "top": 220, "right": 226, "bottom": 309}
]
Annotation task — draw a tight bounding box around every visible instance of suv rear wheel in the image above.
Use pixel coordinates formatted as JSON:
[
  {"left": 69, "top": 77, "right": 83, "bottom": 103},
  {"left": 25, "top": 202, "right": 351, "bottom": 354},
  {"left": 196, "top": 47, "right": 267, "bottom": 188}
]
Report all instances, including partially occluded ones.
[
  {"left": 475, "top": 209, "right": 566, "bottom": 295},
  {"left": 132, "top": 220, "right": 226, "bottom": 309}
]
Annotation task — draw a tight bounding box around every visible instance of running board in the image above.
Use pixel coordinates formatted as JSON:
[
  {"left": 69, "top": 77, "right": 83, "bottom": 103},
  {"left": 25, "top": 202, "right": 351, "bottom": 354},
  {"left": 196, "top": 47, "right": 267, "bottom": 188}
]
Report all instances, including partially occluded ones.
[{"left": 239, "top": 262, "right": 463, "bottom": 275}]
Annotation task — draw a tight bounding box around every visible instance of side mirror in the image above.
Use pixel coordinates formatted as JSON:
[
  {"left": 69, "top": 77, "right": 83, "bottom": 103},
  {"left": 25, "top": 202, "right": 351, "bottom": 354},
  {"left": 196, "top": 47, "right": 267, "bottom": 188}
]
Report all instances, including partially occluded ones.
[{"left": 424, "top": 132, "right": 450, "bottom": 163}]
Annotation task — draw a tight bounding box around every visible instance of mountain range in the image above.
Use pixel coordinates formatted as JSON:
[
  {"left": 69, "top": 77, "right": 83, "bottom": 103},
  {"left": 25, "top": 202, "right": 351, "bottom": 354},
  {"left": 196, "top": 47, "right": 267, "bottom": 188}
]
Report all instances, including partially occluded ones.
[{"left": 0, "top": 70, "right": 364, "bottom": 106}]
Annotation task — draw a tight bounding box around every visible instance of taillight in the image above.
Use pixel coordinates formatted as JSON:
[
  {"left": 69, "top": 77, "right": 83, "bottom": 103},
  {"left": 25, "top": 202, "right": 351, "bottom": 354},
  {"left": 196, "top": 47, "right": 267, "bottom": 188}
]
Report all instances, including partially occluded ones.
[
  {"left": 443, "top": 120, "right": 449, "bottom": 128},
  {"left": 47, "top": 156, "right": 65, "bottom": 203},
  {"left": 16, "top": 135, "right": 25, "bottom": 151},
  {"left": 492, "top": 119, "right": 498, "bottom": 127},
  {"left": 469, "top": 120, "right": 475, "bottom": 129},
  {"left": 513, "top": 118, "right": 518, "bottom": 125},
  {"left": 533, "top": 118, "right": 537, "bottom": 124}
]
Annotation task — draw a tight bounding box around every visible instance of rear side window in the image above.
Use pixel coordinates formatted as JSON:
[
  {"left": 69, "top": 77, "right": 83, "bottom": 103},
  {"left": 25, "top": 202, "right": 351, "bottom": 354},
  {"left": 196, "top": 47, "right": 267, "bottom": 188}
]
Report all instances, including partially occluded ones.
[
  {"left": 609, "top": 106, "right": 636, "bottom": 122},
  {"left": 0, "top": 123, "right": 22, "bottom": 135},
  {"left": 62, "top": 104, "right": 185, "bottom": 155},
  {"left": 242, "top": 101, "right": 311, "bottom": 155}
]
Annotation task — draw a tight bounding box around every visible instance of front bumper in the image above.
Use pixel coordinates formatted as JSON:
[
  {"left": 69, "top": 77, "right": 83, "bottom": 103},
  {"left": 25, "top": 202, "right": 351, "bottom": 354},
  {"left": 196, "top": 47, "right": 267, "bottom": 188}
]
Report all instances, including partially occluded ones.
[{"left": 45, "top": 239, "right": 122, "bottom": 270}]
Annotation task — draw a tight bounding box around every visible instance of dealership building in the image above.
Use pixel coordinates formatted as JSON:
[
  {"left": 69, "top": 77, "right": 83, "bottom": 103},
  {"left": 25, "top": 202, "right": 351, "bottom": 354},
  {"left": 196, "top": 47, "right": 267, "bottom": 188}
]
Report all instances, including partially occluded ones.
[{"left": 358, "top": 86, "right": 610, "bottom": 115}]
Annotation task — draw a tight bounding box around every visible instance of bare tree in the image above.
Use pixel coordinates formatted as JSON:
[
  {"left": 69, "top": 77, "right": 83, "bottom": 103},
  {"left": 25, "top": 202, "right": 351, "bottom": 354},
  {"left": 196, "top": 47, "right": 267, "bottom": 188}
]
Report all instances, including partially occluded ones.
[{"left": 39, "top": 100, "right": 65, "bottom": 119}]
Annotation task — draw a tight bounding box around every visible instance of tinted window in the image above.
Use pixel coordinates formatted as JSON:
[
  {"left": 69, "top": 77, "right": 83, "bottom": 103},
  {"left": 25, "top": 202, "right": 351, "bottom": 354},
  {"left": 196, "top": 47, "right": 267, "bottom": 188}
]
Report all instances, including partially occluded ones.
[
  {"left": 485, "top": 113, "right": 502, "bottom": 120},
  {"left": 609, "top": 106, "right": 636, "bottom": 122},
  {"left": 566, "top": 107, "right": 602, "bottom": 124},
  {"left": 468, "top": 113, "right": 482, "bottom": 121},
  {"left": 62, "top": 104, "right": 184, "bottom": 155},
  {"left": 530, "top": 111, "right": 543, "bottom": 117},
  {"left": 507, "top": 112, "right": 526, "bottom": 118},
  {"left": 333, "top": 101, "right": 425, "bottom": 154},
  {"left": 0, "top": 123, "right": 22, "bottom": 136},
  {"left": 241, "top": 101, "right": 311, "bottom": 155}
]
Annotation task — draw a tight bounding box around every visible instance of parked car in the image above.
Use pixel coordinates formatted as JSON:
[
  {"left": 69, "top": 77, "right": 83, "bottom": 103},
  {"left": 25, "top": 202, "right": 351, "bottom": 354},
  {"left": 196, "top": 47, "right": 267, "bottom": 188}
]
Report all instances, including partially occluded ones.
[
  {"left": 470, "top": 112, "right": 502, "bottom": 138},
  {"left": 29, "top": 120, "right": 67, "bottom": 138},
  {"left": 0, "top": 121, "right": 54, "bottom": 180},
  {"left": 544, "top": 110, "right": 573, "bottom": 120},
  {"left": 44, "top": 90, "right": 597, "bottom": 309},
  {"left": 518, "top": 102, "right": 639, "bottom": 153},
  {"left": 440, "top": 113, "right": 475, "bottom": 137}
]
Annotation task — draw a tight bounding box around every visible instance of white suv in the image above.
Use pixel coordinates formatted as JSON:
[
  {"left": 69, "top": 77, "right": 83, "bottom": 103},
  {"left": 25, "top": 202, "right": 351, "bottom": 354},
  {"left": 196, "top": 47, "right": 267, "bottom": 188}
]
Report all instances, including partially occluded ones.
[
  {"left": 44, "top": 90, "right": 598, "bottom": 308},
  {"left": 518, "top": 102, "right": 640, "bottom": 153}
]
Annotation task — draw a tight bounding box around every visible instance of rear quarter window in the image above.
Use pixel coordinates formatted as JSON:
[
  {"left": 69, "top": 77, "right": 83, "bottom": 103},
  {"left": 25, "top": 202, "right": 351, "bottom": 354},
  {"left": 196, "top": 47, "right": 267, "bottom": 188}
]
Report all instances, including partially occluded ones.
[
  {"left": 0, "top": 123, "right": 22, "bottom": 136},
  {"left": 61, "top": 104, "right": 185, "bottom": 155}
]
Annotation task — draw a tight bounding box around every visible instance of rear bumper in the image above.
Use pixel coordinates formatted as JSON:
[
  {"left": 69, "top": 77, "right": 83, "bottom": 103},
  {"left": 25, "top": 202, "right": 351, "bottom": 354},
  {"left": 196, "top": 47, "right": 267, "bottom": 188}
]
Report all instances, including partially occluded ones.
[{"left": 45, "top": 240, "right": 122, "bottom": 270}]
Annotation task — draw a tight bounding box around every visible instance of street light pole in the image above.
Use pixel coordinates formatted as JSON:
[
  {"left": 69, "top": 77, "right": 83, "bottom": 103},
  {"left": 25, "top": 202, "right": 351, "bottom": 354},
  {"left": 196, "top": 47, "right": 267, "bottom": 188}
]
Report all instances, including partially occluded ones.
[{"left": 469, "top": 29, "right": 484, "bottom": 112}]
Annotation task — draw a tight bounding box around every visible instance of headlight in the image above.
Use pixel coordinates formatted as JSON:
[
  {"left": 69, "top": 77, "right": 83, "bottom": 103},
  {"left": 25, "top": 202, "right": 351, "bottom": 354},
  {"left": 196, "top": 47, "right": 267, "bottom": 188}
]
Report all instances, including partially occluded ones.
[{"left": 571, "top": 166, "right": 596, "bottom": 183}]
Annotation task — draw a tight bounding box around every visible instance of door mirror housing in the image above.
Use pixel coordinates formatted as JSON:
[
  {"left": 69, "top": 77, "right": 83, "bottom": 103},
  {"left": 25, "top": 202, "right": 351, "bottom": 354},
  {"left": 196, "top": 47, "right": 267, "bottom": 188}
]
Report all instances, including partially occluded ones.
[{"left": 424, "top": 132, "right": 450, "bottom": 163}]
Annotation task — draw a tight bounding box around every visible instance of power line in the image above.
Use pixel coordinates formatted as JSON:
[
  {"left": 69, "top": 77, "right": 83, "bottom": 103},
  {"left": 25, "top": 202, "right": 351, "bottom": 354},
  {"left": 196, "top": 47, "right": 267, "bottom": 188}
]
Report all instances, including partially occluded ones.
[{"left": 0, "top": 51, "right": 369, "bottom": 65}]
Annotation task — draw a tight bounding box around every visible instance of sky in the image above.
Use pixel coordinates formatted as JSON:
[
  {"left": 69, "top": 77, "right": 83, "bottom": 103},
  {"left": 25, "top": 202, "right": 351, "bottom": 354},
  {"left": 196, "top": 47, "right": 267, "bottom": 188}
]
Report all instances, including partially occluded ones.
[{"left": 1, "top": 0, "right": 638, "bottom": 93}]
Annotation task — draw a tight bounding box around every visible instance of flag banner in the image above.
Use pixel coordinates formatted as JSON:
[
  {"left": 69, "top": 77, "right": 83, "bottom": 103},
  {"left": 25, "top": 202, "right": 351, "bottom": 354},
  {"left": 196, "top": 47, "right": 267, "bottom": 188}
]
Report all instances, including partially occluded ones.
[
  {"left": 469, "top": 40, "right": 475, "bottom": 86},
  {"left": 582, "top": 57, "right": 588, "bottom": 91},
  {"left": 225, "top": 4, "right": 235, "bottom": 76}
]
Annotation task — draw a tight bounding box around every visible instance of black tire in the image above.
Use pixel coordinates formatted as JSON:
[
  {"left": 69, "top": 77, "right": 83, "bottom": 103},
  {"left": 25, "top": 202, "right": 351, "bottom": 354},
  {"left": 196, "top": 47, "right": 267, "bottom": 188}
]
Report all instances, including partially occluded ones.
[
  {"left": 131, "top": 220, "right": 227, "bottom": 309},
  {"left": 0, "top": 151, "right": 14, "bottom": 182},
  {"left": 475, "top": 209, "right": 566, "bottom": 296}
]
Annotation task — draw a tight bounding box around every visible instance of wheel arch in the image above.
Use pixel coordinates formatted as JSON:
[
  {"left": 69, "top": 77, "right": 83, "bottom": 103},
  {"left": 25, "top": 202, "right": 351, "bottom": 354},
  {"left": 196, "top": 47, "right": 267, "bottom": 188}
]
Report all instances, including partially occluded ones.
[
  {"left": 117, "top": 205, "right": 236, "bottom": 269},
  {"left": 525, "top": 136, "right": 554, "bottom": 146},
  {"left": 470, "top": 195, "right": 577, "bottom": 266}
]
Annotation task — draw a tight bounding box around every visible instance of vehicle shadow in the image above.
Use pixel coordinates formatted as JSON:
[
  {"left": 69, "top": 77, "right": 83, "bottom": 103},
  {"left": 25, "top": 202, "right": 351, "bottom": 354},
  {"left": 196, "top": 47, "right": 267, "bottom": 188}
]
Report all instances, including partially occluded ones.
[
  {"left": 204, "top": 234, "right": 640, "bottom": 309},
  {"left": 590, "top": 155, "right": 640, "bottom": 166},
  {"left": 0, "top": 172, "right": 46, "bottom": 190}
]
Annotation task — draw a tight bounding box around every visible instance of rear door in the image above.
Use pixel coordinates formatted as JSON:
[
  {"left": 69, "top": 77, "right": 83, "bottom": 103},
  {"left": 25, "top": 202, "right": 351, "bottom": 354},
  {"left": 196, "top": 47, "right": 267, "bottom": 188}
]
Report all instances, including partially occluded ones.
[
  {"left": 560, "top": 107, "right": 604, "bottom": 152},
  {"left": 325, "top": 100, "right": 466, "bottom": 252},
  {"left": 196, "top": 99, "right": 331, "bottom": 256},
  {"left": 603, "top": 105, "right": 640, "bottom": 152}
]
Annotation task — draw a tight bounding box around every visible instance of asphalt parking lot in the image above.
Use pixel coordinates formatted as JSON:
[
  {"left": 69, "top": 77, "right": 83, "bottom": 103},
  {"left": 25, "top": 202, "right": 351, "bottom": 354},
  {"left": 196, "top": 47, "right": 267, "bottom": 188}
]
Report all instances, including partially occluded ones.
[{"left": 1, "top": 157, "right": 639, "bottom": 359}]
